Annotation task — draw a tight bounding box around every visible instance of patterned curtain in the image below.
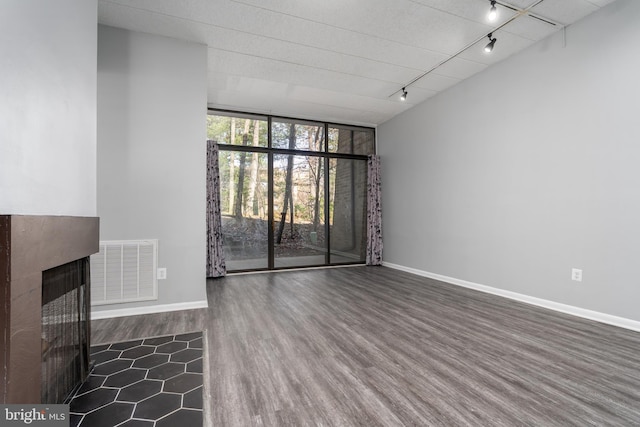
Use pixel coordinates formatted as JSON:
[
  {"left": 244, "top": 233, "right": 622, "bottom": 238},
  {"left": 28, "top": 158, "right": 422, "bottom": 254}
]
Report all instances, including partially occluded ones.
[
  {"left": 206, "top": 140, "right": 226, "bottom": 277},
  {"left": 366, "top": 155, "right": 383, "bottom": 266}
]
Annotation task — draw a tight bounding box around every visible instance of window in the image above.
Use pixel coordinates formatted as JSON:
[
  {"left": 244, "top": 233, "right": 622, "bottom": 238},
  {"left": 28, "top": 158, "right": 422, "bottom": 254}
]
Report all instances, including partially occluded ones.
[{"left": 208, "top": 110, "right": 375, "bottom": 272}]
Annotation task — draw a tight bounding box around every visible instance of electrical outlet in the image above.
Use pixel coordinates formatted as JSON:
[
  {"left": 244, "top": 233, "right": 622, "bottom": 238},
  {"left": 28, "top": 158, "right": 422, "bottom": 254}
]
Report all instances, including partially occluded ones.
[
  {"left": 157, "top": 268, "right": 167, "bottom": 280},
  {"left": 571, "top": 268, "right": 582, "bottom": 282}
]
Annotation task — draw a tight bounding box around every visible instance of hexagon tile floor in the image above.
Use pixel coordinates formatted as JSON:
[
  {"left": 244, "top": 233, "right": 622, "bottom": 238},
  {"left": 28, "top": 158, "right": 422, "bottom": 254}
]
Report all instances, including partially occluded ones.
[{"left": 69, "top": 332, "right": 203, "bottom": 427}]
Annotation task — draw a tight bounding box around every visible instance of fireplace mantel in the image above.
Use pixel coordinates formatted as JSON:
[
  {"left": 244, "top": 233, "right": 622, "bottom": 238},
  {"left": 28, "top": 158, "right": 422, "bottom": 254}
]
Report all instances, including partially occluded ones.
[{"left": 0, "top": 215, "right": 99, "bottom": 403}]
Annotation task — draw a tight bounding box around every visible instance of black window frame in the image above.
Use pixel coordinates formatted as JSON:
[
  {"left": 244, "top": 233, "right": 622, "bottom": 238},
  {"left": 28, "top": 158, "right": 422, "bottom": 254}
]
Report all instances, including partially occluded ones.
[{"left": 208, "top": 108, "right": 375, "bottom": 272}]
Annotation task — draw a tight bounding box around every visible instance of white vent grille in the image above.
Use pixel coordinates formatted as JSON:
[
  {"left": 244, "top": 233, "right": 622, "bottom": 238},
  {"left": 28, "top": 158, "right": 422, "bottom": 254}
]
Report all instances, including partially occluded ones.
[{"left": 90, "top": 240, "right": 158, "bottom": 306}]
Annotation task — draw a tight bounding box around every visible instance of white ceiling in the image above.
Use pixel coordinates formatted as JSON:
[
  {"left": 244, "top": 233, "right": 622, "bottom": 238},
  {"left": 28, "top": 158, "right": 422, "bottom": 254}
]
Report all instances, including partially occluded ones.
[{"left": 98, "top": 0, "right": 616, "bottom": 127}]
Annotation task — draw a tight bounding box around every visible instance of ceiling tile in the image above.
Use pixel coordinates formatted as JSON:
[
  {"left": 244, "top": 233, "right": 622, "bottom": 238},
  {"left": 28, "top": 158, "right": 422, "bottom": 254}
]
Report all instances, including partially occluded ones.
[
  {"left": 502, "top": 0, "right": 541, "bottom": 9},
  {"left": 584, "top": 0, "right": 617, "bottom": 6},
  {"left": 99, "top": 1, "right": 205, "bottom": 43},
  {"left": 500, "top": 14, "right": 561, "bottom": 41},
  {"left": 207, "top": 49, "right": 400, "bottom": 99},
  {"left": 430, "top": 57, "right": 488, "bottom": 80},
  {"left": 288, "top": 86, "right": 430, "bottom": 116},
  {"left": 231, "top": 0, "right": 492, "bottom": 55},
  {"left": 204, "top": 30, "right": 421, "bottom": 86},
  {"left": 412, "top": 73, "right": 461, "bottom": 92},
  {"left": 530, "top": 0, "right": 599, "bottom": 25},
  {"left": 406, "top": 0, "right": 518, "bottom": 25},
  {"left": 208, "top": 86, "right": 392, "bottom": 126},
  {"left": 208, "top": 73, "right": 292, "bottom": 100}
]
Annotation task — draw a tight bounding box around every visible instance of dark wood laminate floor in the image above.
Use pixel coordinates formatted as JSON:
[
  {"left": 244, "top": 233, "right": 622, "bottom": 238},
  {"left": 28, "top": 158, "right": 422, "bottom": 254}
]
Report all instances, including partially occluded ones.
[{"left": 92, "top": 266, "right": 640, "bottom": 426}]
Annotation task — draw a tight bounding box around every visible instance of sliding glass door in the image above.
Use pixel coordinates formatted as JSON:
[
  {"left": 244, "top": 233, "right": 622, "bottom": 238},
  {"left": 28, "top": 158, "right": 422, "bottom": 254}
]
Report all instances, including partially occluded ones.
[
  {"left": 273, "top": 153, "right": 327, "bottom": 268},
  {"left": 329, "top": 157, "right": 367, "bottom": 264},
  {"left": 218, "top": 150, "right": 269, "bottom": 270},
  {"left": 208, "top": 111, "right": 374, "bottom": 272}
]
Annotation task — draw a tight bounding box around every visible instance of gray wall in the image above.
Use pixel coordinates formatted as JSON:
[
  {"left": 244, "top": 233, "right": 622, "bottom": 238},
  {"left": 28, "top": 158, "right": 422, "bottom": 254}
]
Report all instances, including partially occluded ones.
[
  {"left": 378, "top": 0, "right": 640, "bottom": 322},
  {"left": 97, "top": 25, "right": 208, "bottom": 311},
  {"left": 0, "top": 0, "right": 97, "bottom": 216}
]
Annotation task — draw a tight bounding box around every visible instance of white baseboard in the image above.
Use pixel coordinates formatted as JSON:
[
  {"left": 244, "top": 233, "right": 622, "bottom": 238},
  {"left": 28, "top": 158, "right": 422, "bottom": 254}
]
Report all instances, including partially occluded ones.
[
  {"left": 91, "top": 300, "right": 209, "bottom": 320},
  {"left": 383, "top": 262, "right": 640, "bottom": 333}
]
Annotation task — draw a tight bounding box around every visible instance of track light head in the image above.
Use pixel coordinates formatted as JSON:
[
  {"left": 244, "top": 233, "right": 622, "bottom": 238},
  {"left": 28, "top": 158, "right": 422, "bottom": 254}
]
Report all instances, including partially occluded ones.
[
  {"left": 484, "top": 33, "right": 497, "bottom": 53},
  {"left": 488, "top": 1, "right": 498, "bottom": 21},
  {"left": 400, "top": 88, "right": 407, "bottom": 101}
]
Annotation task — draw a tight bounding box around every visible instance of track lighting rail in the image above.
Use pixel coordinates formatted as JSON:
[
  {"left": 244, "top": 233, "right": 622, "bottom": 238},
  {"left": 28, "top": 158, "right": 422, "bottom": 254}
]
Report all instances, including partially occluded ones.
[{"left": 391, "top": 0, "right": 562, "bottom": 100}]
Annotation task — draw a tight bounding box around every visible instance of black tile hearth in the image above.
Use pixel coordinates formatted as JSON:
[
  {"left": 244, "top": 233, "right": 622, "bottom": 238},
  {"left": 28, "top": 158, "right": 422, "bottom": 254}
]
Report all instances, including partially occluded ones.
[
  {"left": 170, "top": 348, "right": 201, "bottom": 363},
  {"left": 103, "top": 368, "right": 147, "bottom": 388},
  {"left": 186, "top": 358, "right": 203, "bottom": 374},
  {"left": 143, "top": 336, "right": 173, "bottom": 346},
  {"left": 188, "top": 337, "right": 203, "bottom": 349},
  {"left": 133, "top": 353, "right": 169, "bottom": 369},
  {"left": 132, "top": 392, "right": 182, "bottom": 419},
  {"left": 118, "top": 380, "right": 163, "bottom": 403},
  {"left": 93, "top": 359, "right": 134, "bottom": 375},
  {"left": 92, "top": 349, "right": 122, "bottom": 364},
  {"left": 155, "top": 409, "right": 202, "bottom": 427},
  {"left": 70, "top": 332, "right": 203, "bottom": 427},
  {"left": 163, "top": 373, "right": 202, "bottom": 393},
  {"left": 109, "top": 340, "right": 143, "bottom": 351},
  {"left": 70, "top": 388, "right": 118, "bottom": 413},
  {"left": 69, "top": 414, "right": 83, "bottom": 427},
  {"left": 121, "top": 345, "right": 155, "bottom": 359},
  {"left": 118, "top": 420, "right": 154, "bottom": 427},
  {"left": 76, "top": 375, "right": 107, "bottom": 395},
  {"left": 175, "top": 332, "right": 202, "bottom": 341},
  {"left": 80, "top": 402, "right": 134, "bottom": 427},
  {"left": 156, "top": 341, "right": 188, "bottom": 354},
  {"left": 90, "top": 344, "right": 110, "bottom": 354},
  {"left": 147, "top": 362, "right": 185, "bottom": 380},
  {"left": 183, "top": 386, "right": 203, "bottom": 410}
]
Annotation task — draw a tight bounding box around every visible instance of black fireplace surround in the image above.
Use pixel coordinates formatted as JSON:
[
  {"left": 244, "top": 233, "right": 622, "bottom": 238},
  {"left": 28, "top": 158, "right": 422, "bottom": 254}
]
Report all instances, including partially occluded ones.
[{"left": 0, "top": 215, "right": 99, "bottom": 404}]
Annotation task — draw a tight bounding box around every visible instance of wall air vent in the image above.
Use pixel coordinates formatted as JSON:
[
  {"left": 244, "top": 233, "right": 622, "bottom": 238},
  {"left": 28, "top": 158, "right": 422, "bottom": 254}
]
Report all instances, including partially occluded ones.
[{"left": 90, "top": 240, "right": 158, "bottom": 306}]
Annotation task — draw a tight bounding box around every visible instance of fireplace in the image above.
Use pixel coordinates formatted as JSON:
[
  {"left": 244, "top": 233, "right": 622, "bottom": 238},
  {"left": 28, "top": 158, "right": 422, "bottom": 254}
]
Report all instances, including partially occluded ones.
[
  {"left": 0, "top": 215, "right": 99, "bottom": 404},
  {"left": 41, "top": 258, "right": 91, "bottom": 403}
]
